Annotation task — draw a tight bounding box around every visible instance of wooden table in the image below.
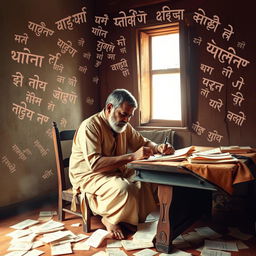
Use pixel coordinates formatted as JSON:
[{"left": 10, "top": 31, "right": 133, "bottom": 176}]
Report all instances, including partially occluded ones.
[{"left": 127, "top": 161, "right": 219, "bottom": 253}]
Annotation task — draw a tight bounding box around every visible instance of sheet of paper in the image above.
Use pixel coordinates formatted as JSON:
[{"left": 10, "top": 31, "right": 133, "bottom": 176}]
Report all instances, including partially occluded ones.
[
  {"left": 172, "top": 235, "right": 190, "bottom": 249},
  {"left": 37, "top": 216, "right": 52, "bottom": 222},
  {"left": 85, "top": 229, "right": 109, "bottom": 248},
  {"left": 133, "top": 248, "right": 158, "bottom": 256},
  {"left": 73, "top": 233, "right": 89, "bottom": 242},
  {"left": 133, "top": 221, "right": 158, "bottom": 242},
  {"left": 23, "top": 249, "right": 44, "bottom": 256},
  {"left": 145, "top": 211, "right": 159, "bottom": 223},
  {"left": 107, "top": 239, "right": 122, "bottom": 248},
  {"left": 71, "top": 223, "right": 81, "bottom": 227},
  {"left": 30, "top": 220, "right": 64, "bottom": 234},
  {"left": 73, "top": 241, "right": 90, "bottom": 250},
  {"left": 51, "top": 242, "right": 72, "bottom": 256},
  {"left": 39, "top": 211, "right": 53, "bottom": 217},
  {"left": 4, "top": 251, "right": 28, "bottom": 256},
  {"left": 121, "top": 240, "right": 153, "bottom": 251},
  {"left": 31, "top": 241, "right": 44, "bottom": 249},
  {"left": 182, "top": 231, "right": 204, "bottom": 244},
  {"left": 10, "top": 219, "right": 39, "bottom": 230},
  {"left": 235, "top": 240, "right": 249, "bottom": 249},
  {"left": 8, "top": 241, "right": 32, "bottom": 252},
  {"left": 159, "top": 248, "right": 192, "bottom": 255},
  {"left": 41, "top": 230, "right": 70, "bottom": 243},
  {"left": 91, "top": 252, "right": 107, "bottom": 256},
  {"left": 195, "top": 226, "right": 222, "bottom": 239},
  {"left": 228, "top": 227, "right": 253, "bottom": 240},
  {"left": 106, "top": 248, "right": 128, "bottom": 256},
  {"left": 201, "top": 247, "right": 231, "bottom": 256},
  {"left": 7, "top": 229, "right": 32, "bottom": 239},
  {"left": 11, "top": 233, "right": 37, "bottom": 243},
  {"left": 204, "top": 240, "right": 238, "bottom": 252}
]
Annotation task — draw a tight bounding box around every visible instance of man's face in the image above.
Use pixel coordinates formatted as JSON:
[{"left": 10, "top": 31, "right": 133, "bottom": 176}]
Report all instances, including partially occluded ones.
[{"left": 108, "top": 102, "right": 136, "bottom": 133}]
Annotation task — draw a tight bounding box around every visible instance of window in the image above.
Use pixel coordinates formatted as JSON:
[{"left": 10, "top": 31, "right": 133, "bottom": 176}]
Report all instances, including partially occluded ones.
[{"left": 137, "top": 23, "right": 188, "bottom": 127}]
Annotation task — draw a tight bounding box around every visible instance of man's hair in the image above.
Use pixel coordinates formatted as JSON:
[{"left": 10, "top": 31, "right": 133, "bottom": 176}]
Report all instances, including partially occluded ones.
[{"left": 105, "top": 89, "right": 138, "bottom": 109}]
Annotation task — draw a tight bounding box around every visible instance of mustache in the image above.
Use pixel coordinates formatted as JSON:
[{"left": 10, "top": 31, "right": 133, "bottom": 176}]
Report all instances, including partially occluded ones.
[{"left": 117, "top": 121, "right": 127, "bottom": 127}]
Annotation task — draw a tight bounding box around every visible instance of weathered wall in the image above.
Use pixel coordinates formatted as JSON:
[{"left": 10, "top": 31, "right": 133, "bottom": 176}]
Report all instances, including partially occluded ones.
[{"left": 0, "top": 0, "right": 100, "bottom": 207}]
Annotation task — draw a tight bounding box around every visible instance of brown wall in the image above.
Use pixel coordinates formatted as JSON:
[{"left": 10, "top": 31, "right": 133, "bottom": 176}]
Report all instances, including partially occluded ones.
[
  {"left": 0, "top": 0, "right": 100, "bottom": 207},
  {"left": 97, "top": 0, "right": 256, "bottom": 149}
]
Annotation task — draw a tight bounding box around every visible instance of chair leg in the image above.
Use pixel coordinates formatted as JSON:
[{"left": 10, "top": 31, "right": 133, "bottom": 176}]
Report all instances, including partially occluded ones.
[
  {"left": 82, "top": 206, "right": 91, "bottom": 233},
  {"left": 58, "top": 199, "right": 65, "bottom": 221}
]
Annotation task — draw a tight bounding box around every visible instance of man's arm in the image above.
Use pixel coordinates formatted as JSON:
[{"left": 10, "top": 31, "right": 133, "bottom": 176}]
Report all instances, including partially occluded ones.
[
  {"left": 92, "top": 146, "right": 153, "bottom": 173},
  {"left": 145, "top": 140, "right": 175, "bottom": 155}
]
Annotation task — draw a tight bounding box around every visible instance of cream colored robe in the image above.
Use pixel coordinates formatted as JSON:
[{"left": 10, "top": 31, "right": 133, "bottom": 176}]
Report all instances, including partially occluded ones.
[{"left": 69, "top": 110, "right": 157, "bottom": 225}]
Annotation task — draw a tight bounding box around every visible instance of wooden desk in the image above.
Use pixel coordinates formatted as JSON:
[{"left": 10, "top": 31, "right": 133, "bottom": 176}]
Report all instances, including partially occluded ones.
[{"left": 127, "top": 161, "right": 220, "bottom": 253}]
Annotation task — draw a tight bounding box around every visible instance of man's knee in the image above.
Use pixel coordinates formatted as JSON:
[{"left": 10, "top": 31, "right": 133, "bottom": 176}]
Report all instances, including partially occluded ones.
[{"left": 112, "top": 178, "right": 137, "bottom": 196}]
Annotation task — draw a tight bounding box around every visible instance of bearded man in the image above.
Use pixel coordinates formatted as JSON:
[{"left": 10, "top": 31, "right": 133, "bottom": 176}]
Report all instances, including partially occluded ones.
[{"left": 69, "top": 89, "right": 174, "bottom": 239}]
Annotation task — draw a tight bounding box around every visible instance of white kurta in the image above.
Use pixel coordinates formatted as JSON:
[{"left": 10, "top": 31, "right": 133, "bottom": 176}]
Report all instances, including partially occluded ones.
[{"left": 69, "top": 110, "right": 158, "bottom": 225}]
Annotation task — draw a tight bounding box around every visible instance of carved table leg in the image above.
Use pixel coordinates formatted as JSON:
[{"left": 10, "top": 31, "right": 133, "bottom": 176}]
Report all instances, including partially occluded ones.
[{"left": 156, "top": 184, "right": 173, "bottom": 253}]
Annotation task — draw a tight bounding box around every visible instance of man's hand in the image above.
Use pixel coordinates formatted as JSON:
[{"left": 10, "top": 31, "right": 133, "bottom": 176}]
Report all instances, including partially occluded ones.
[
  {"left": 132, "top": 146, "right": 154, "bottom": 160},
  {"left": 157, "top": 143, "right": 175, "bottom": 155}
]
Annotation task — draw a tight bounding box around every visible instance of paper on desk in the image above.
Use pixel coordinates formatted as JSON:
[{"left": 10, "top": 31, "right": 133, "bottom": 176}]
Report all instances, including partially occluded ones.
[
  {"left": 121, "top": 240, "right": 153, "bottom": 251},
  {"left": 201, "top": 247, "right": 231, "bottom": 256},
  {"left": 195, "top": 227, "right": 222, "bottom": 239},
  {"left": 23, "top": 249, "right": 44, "bottom": 256},
  {"left": 51, "top": 242, "right": 72, "bottom": 255},
  {"left": 228, "top": 227, "right": 253, "bottom": 240},
  {"left": 159, "top": 248, "right": 192, "bottom": 255},
  {"left": 204, "top": 240, "right": 238, "bottom": 251},
  {"left": 140, "top": 146, "right": 195, "bottom": 162},
  {"left": 133, "top": 248, "right": 158, "bottom": 256},
  {"left": 85, "top": 228, "right": 109, "bottom": 248},
  {"left": 10, "top": 219, "right": 39, "bottom": 230},
  {"left": 106, "top": 248, "right": 128, "bottom": 256},
  {"left": 133, "top": 221, "right": 158, "bottom": 242}
]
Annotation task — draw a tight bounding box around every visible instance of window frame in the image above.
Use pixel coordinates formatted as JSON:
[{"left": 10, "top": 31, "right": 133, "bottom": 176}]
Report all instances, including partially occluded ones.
[{"left": 136, "top": 22, "right": 189, "bottom": 128}]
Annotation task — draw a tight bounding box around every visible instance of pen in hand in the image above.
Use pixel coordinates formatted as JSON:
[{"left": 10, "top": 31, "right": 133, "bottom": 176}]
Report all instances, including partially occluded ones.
[{"left": 162, "top": 136, "right": 168, "bottom": 155}]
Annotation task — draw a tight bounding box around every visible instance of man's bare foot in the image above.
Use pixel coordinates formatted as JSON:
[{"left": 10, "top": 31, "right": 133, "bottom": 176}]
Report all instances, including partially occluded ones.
[{"left": 101, "top": 217, "right": 124, "bottom": 240}]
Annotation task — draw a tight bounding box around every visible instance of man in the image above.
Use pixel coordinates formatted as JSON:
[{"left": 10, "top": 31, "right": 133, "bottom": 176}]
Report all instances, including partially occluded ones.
[{"left": 69, "top": 89, "right": 175, "bottom": 239}]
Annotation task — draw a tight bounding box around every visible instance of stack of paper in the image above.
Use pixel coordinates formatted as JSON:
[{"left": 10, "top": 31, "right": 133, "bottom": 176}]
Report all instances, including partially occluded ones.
[
  {"left": 220, "top": 146, "right": 252, "bottom": 154},
  {"left": 142, "top": 146, "right": 195, "bottom": 162},
  {"left": 188, "top": 152, "right": 238, "bottom": 164}
]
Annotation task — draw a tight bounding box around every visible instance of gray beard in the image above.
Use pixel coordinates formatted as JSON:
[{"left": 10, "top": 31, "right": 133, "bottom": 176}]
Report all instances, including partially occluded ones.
[{"left": 108, "top": 111, "right": 127, "bottom": 133}]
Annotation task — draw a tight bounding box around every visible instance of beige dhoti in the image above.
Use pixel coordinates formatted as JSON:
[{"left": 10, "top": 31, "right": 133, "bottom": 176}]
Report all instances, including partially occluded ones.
[{"left": 81, "top": 173, "right": 158, "bottom": 225}]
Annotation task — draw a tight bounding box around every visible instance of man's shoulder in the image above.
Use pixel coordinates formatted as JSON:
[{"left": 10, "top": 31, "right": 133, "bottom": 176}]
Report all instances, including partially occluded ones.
[{"left": 80, "top": 111, "right": 105, "bottom": 130}]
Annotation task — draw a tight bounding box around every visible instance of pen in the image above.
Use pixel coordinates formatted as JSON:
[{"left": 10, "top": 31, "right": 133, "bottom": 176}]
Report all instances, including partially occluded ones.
[{"left": 163, "top": 136, "right": 168, "bottom": 145}]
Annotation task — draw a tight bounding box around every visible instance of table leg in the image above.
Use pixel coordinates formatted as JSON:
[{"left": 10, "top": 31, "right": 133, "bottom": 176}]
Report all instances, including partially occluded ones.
[{"left": 156, "top": 184, "right": 173, "bottom": 253}]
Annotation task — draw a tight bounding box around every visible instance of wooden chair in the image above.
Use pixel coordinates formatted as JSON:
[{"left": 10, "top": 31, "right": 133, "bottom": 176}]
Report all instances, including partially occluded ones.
[{"left": 52, "top": 121, "right": 92, "bottom": 232}]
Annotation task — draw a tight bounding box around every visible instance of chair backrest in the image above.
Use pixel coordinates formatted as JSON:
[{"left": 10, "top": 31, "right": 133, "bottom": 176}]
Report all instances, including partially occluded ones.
[
  {"left": 52, "top": 122, "right": 76, "bottom": 194},
  {"left": 139, "top": 129, "right": 175, "bottom": 146}
]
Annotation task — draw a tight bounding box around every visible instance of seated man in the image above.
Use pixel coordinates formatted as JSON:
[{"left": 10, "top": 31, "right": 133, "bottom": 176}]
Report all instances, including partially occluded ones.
[{"left": 69, "top": 89, "right": 175, "bottom": 239}]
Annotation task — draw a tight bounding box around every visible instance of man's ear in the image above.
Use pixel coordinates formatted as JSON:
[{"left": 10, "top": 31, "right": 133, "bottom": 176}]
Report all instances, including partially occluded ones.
[{"left": 106, "top": 103, "right": 113, "bottom": 114}]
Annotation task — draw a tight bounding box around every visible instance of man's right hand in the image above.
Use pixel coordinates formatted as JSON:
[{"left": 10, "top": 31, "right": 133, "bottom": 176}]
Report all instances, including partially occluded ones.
[{"left": 132, "top": 146, "right": 154, "bottom": 160}]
